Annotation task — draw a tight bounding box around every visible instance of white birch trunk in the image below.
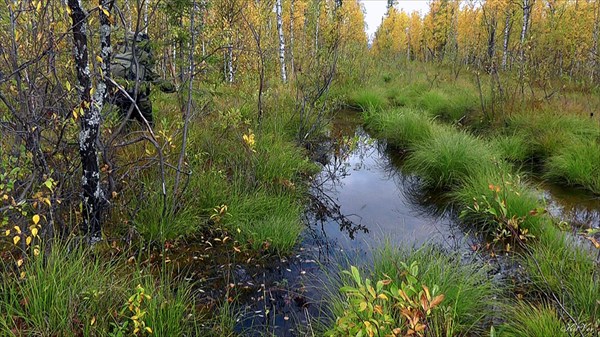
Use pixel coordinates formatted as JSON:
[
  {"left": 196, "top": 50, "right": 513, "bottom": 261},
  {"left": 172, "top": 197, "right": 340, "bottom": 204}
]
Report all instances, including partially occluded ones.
[
  {"left": 289, "top": 0, "right": 295, "bottom": 75},
  {"left": 519, "top": 0, "right": 530, "bottom": 64},
  {"left": 276, "top": 0, "right": 287, "bottom": 83},
  {"left": 227, "top": 44, "right": 234, "bottom": 83},
  {"left": 144, "top": 0, "right": 149, "bottom": 34},
  {"left": 590, "top": 2, "right": 599, "bottom": 83},
  {"left": 502, "top": 12, "right": 511, "bottom": 70}
]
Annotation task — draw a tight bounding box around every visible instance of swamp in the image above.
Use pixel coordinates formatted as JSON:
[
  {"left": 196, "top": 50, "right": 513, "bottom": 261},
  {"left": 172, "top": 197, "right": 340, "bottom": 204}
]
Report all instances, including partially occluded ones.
[{"left": 0, "top": 0, "right": 599, "bottom": 336}]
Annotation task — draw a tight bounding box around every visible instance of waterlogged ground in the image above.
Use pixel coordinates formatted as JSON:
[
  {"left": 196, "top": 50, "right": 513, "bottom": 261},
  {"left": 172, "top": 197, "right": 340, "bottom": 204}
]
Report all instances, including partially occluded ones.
[{"left": 185, "top": 111, "right": 599, "bottom": 336}]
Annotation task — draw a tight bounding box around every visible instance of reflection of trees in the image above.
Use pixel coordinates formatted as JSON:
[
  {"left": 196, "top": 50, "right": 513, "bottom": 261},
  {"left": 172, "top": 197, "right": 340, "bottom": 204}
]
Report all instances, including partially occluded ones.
[{"left": 308, "top": 183, "right": 369, "bottom": 241}]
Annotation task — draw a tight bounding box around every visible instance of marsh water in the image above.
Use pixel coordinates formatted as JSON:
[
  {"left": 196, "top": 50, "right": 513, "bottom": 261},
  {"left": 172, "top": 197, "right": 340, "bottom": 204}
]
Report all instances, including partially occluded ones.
[{"left": 229, "top": 110, "right": 600, "bottom": 336}]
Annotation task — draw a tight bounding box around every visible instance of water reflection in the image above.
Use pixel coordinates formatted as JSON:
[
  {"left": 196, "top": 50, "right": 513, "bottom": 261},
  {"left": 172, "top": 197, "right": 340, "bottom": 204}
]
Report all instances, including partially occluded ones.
[{"left": 308, "top": 110, "right": 464, "bottom": 254}]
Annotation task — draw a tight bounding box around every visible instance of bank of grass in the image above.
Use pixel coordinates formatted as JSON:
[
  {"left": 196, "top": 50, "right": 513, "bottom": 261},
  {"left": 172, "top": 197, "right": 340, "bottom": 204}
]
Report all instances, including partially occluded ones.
[
  {"left": 498, "top": 302, "right": 568, "bottom": 337},
  {"left": 227, "top": 189, "right": 304, "bottom": 253},
  {"left": 326, "top": 245, "right": 499, "bottom": 337},
  {"left": 544, "top": 140, "right": 600, "bottom": 194},
  {"left": 0, "top": 244, "right": 198, "bottom": 336},
  {"left": 126, "top": 87, "right": 317, "bottom": 254},
  {"left": 364, "top": 107, "right": 436, "bottom": 148},
  {"left": 525, "top": 229, "right": 600, "bottom": 326},
  {"left": 347, "top": 88, "right": 388, "bottom": 111},
  {"left": 404, "top": 127, "right": 499, "bottom": 190},
  {"left": 452, "top": 169, "right": 548, "bottom": 236}
]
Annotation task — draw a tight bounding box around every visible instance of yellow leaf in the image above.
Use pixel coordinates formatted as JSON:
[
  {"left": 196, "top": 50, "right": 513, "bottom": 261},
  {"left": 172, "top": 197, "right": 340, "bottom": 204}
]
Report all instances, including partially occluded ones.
[
  {"left": 101, "top": 8, "right": 110, "bottom": 17},
  {"left": 33, "top": 214, "right": 40, "bottom": 225},
  {"left": 17, "top": 259, "right": 23, "bottom": 267},
  {"left": 90, "top": 316, "right": 96, "bottom": 326},
  {"left": 145, "top": 327, "right": 153, "bottom": 334},
  {"left": 66, "top": 81, "right": 71, "bottom": 91},
  {"left": 13, "top": 236, "right": 20, "bottom": 245},
  {"left": 26, "top": 236, "right": 32, "bottom": 246},
  {"left": 20, "top": 271, "right": 26, "bottom": 279},
  {"left": 31, "top": 227, "right": 39, "bottom": 237},
  {"left": 4, "top": 229, "right": 9, "bottom": 236},
  {"left": 96, "top": 55, "right": 103, "bottom": 64},
  {"left": 34, "top": 248, "right": 40, "bottom": 256},
  {"left": 36, "top": 1, "right": 42, "bottom": 12},
  {"left": 14, "top": 226, "right": 21, "bottom": 234}
]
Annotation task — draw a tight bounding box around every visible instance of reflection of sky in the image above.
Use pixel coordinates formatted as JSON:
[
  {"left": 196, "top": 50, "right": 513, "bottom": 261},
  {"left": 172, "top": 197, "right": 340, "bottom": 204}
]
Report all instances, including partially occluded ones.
[{"left": 317, "top": 126, "right": 459, "bottom": 253}]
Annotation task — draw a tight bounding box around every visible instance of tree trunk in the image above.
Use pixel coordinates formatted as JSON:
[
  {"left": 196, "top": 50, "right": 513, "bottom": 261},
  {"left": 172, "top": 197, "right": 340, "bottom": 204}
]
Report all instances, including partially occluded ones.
[
  {"left": 519, "top": 0, "right": 530, "bottom": 64},
  {"left": 502, "top": 12, "right": 511, "bottom": 70},
  {"left": 591, "top": 2, "right": 599, "bottom": 83},
  {"left": 289, "top": 0, "right": 295, "bottom": 76},
  {"left": 68, "top": 0, "right": 107, "bottom": 240},
  {"left": 488, "top": 18, "right": 496, "bottom": 63},
  {"left": 276, "top": 0, "right": 287, "bottom": 83}
]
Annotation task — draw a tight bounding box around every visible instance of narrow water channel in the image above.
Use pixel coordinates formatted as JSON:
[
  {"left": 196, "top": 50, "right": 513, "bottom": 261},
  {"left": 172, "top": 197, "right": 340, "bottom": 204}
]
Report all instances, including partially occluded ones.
[{"left": 234, "top": 110, "right": 600, "bottom": 336}]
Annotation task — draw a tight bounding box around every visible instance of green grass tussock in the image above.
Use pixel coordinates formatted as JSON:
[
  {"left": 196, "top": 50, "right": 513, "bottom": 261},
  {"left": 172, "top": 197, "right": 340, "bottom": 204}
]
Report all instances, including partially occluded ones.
[
  {"left": 365, "top": 107, "right": 435, "bottom": 148},
  {"left": 544, "top": 140, "right": 600, "bottom": 194},
  {"left": 347, "top": 88, "right": 388, "bottom": 111},
  {"left": 0, "top": 244, "right": 197, "bottom": 336},
  {"left": 506, "top": 112, "right": 600, "bottom": 160},
  {"left": 525, "top": 231, "right": 600, "bottom": 325},
  {"left": 228, "top": 190, "right": 303, "bottom": 254},
  {"left": 453, "top": 169, "right": 548, "bottom": 236},
  {"left": 490, "top": 133, "right": 532, "bottom": 163},
  {"left": 404, "top": 128, "right": 498, "bottom": 190},
  {"left": 498, "top": 302, "right": 568, "bottom": 337},
  {"left": 373, "top": 245, "right": 499, "bottom": 336}
]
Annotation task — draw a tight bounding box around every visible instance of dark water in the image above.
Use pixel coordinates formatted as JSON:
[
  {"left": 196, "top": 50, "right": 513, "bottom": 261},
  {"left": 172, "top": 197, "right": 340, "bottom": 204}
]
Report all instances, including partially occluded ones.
[{"left": 231, "top": 110, "right": 600, "bottom": 336}]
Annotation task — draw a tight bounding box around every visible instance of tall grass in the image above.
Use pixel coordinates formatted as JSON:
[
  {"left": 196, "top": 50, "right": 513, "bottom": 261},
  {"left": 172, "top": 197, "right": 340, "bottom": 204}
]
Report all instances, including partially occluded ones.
[
  {"left": 498, "top": 302, "right": 568, "bottom": 337},
  {"left": 364, "top": 107, "right": 436, "bottom": 148},
  {"left": 404, "top": 128, "right": 499, "bottom": 190},
  {"left": 376, "top": 246, "right": 499, "bottom": 336},
  {"left": 506, "top": 112, "right": 600, "bottom": 159},
  {"left": 347, "top": 88, "right": 388, "bottom": 111},
  {"left": 0, "top": 244, "right": 198, "bottom": 336},
  {"left": 545, "top": 140, "right": 600, "bottom": 194},
  {"left": 227, "top": 189, "right": 303, "bottom": 254},
  {"left": 351, "top": 245, "right": 500, "bottom": 337},
  {"left": 453, "top": 168, "right": 548, "bottom": 236},
  {"left": 490, "top": 133, "right": 532, "bottom": 163},
  {"left": 524, "top": 230, "right": 600, "bottom": 325}
]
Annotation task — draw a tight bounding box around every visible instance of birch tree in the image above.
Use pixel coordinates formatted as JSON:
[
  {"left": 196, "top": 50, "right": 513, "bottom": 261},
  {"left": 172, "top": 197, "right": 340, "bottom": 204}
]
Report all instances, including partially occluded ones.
[
  {"left": 276, "top": 0, "right": 287, "bottom": 83},
  {"left": 67, "top": 0, "right": 111, "bottom": 240}
]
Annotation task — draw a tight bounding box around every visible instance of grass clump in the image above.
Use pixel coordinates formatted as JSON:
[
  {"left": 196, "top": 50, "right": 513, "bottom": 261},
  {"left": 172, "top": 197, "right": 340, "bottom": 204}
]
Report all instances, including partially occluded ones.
[
  {"left": 506, "top": 112, "right": 600, "bottom": 160},
  {"left": 524, "top": 230, "right": 600, "bottom": 326},
  {"left": 365, "top": 107, "right": 435, "bottom": 148},
  {"left": 417, "top": 87, "right": 478, "bottom": 122},
  {"left": 498, "top": 302, "right": 567, "bottom": 337},
  {"left": 453, "top": 169, "right": 548, "bottom": 236},
  {"left": 0, "top": 244, "right": 198, "bottom": 336},
  {"left": 227, "top": 190, "right": 303, "bottom": 254},
  {"left": 347, "top": 88, "right": 387, "bottom": 111},
  {"left": 491, "top": 133, "right": 532, "bottom": 163},
  {"left": 544, "top": 140, "right": 600, "bottom": 194},
  {"left": 404, "top": 128, "right": 498, "bottom": 190},
  {"left": 371, "top": 245, "right": 498, "bottom": 336}
]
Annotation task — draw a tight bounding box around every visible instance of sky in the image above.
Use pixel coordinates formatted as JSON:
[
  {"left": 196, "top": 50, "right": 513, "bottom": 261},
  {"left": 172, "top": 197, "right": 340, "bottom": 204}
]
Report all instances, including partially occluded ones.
[{"left": 359, "top": 0, "right": 431, "bottom": 40}]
